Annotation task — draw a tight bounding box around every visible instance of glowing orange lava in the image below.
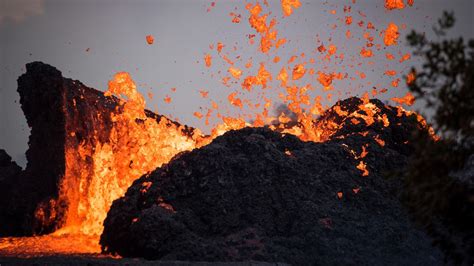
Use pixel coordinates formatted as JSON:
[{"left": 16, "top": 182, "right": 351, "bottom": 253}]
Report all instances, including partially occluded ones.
[
  {"left": 384, "top": 23, "right": 400, "bottom": 46},
  {"left": 146, "top": 35, "right": 154, "bottom": 45}
]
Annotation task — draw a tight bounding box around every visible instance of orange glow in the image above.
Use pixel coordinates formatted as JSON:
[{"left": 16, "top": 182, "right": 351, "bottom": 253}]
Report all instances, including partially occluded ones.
[
  {"left": 360, "top": 47, "right": 373, "bottom": 58},
  {"left": 204, "top": 54, "right": 212, "bottom": 67},
  {"left": 391, "top": 92, "right": 416, "bottom": 106},
  {"left": 384, "top": 23, "right": 399, "bottom": 46},
  {"left": 399, "top": 53, "right": 411, "bottom": 63},
  {"left": 58, "top": 72, "right": 208, "bottom": 241},
  {"left": 337, "top": 192, "right": 343, "bottom": 199},
  {"left": 292, "top": 64, "right": 306, "bottom": 80},
  {"left": 406, "top": 71, "right": 416, "bottom": 85},
  {"left": 345, "top": 16, "right": 353, "bottom": 25},
  {"left": 230, "top": 12, "right": 241, "bottom": 23},
  {"left": 217, "top": 42, "right": 224, "bottom": 53},
  {"left": 277, "top": 67, "right": 288, "bottom": 87},
  {"left": 392, "top": 78, "right": 400, "bottom": 87},
  {"left": 194, "top": 111, "right": 204, "bottom": 119},
  {"left": 199, "top": 90, "right": 209, "bottom": 98},
  {"left": 242, "top": 63, "right": 272, "bottom": 91},
  {"left": 385, "top": 70, "right": 397, "bottom": 76},
  {"left": 374, "top": 135, "right": 386, "bottom": 147},
  {"left": 146, "top": 35, "right": 154, "bottom": 45},
  {"left": 281, "top": 0, "right": 301, "bottom": 16},
  {"left": 317, "top": 44, "right": 326, "bottom": 53},
  {"left": 360, "top": 145, "right": 368, "bottom": 158},
  {"left": 317, "top": 72, "right": 334, "bottom": 87},
  {"left": 247, "top": 2, "right": 278, "bottom": 53},
  {"left": 385, "top": 0, "right": 405, "bottom": 10},
  {"left": 228, "top": 92, "right": 243, "bottom": 108},
  {"left": 328, "top": 44, "right": 337, "bottom": 56},
  {"left": 228, "top": 67, "right": 243, "bottom": 79},
  {"left": 357, "top": 161, "right": 369, "bottom": 176}
]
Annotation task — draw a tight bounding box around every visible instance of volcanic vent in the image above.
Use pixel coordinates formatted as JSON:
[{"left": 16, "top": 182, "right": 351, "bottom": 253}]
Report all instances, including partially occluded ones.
[{"left": 0, "top": 62, "right": 439, "bottom": 263}]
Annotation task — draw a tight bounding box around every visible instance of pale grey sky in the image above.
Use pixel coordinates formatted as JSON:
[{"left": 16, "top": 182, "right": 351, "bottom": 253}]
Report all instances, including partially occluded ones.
[{"left": 1, "top": 0, "right": 473, "bottom": 167}]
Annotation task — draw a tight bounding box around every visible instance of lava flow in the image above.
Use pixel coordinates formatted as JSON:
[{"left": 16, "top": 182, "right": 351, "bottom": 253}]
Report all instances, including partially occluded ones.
[
  {"left": 0, "top": 0, "right": 434, "bottom": 257},
  {"left": 57, "top": 72, "right": 205, "bottom": 238}
]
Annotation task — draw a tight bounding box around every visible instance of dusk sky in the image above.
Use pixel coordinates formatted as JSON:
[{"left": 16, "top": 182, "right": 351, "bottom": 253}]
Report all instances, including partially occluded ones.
[{"left": 1, "top": 0, "right": 473, "bottom": 167}]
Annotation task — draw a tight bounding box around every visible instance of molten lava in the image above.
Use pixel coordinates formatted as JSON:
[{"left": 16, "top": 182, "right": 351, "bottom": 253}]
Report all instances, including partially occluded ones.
[{"left": 57, "top": 73, "right": 209, "bottom": 240}]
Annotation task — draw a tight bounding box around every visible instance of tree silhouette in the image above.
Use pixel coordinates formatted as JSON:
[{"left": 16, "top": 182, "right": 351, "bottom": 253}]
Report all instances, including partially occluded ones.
[{"left": 402, "top": 11, "right": 474, "bottom": 264}]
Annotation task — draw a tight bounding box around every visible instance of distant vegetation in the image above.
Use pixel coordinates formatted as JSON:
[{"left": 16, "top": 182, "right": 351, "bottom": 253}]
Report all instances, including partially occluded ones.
[{"left": 402, "top": 11, "right": 474, "bottom": 264}]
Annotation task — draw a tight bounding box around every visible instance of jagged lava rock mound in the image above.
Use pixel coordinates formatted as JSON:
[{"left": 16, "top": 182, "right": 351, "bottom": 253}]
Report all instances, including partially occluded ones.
[
  {"left": 101, "top": 125, "right": 441, "bottom": 263},
  {"left": 315, "top": 97, "right": 421, "bottom": 156}
]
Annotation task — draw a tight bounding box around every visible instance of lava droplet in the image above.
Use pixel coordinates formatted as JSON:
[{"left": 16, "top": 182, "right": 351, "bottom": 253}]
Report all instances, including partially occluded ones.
[{"left": 146, "top": 35, "right": 154, "bottom": 45}]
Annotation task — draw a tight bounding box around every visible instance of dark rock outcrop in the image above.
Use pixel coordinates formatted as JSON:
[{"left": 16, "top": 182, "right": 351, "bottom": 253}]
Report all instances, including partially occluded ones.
[
  {"left": 100, "top": 115, "right": 441, "bottom": 265},
  {"left": 0, "top": 149, "right": 23, "bottom": 235},
  {"left": 0, "top": 149, "right": 21, "bottom": 182}
]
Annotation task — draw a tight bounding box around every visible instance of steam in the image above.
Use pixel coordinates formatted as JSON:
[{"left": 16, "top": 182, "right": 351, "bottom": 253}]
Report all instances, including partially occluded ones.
[{"left": 274, "top": 103, "right": 298, "bottom": 123}]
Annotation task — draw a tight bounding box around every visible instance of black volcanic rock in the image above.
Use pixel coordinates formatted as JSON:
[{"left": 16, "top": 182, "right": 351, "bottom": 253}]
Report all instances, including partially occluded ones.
[
  {"left": 0, "top": 149, "right": 21, "bottom": 181},
  {"left": 0, "top": 150, "right": 23, "bottom": 235},
  {"left": 314, "top": 97, "right": 421, "bottom": 156},
  {"left": 100, "top": 121, "right": 441, "bottom": 264}
]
